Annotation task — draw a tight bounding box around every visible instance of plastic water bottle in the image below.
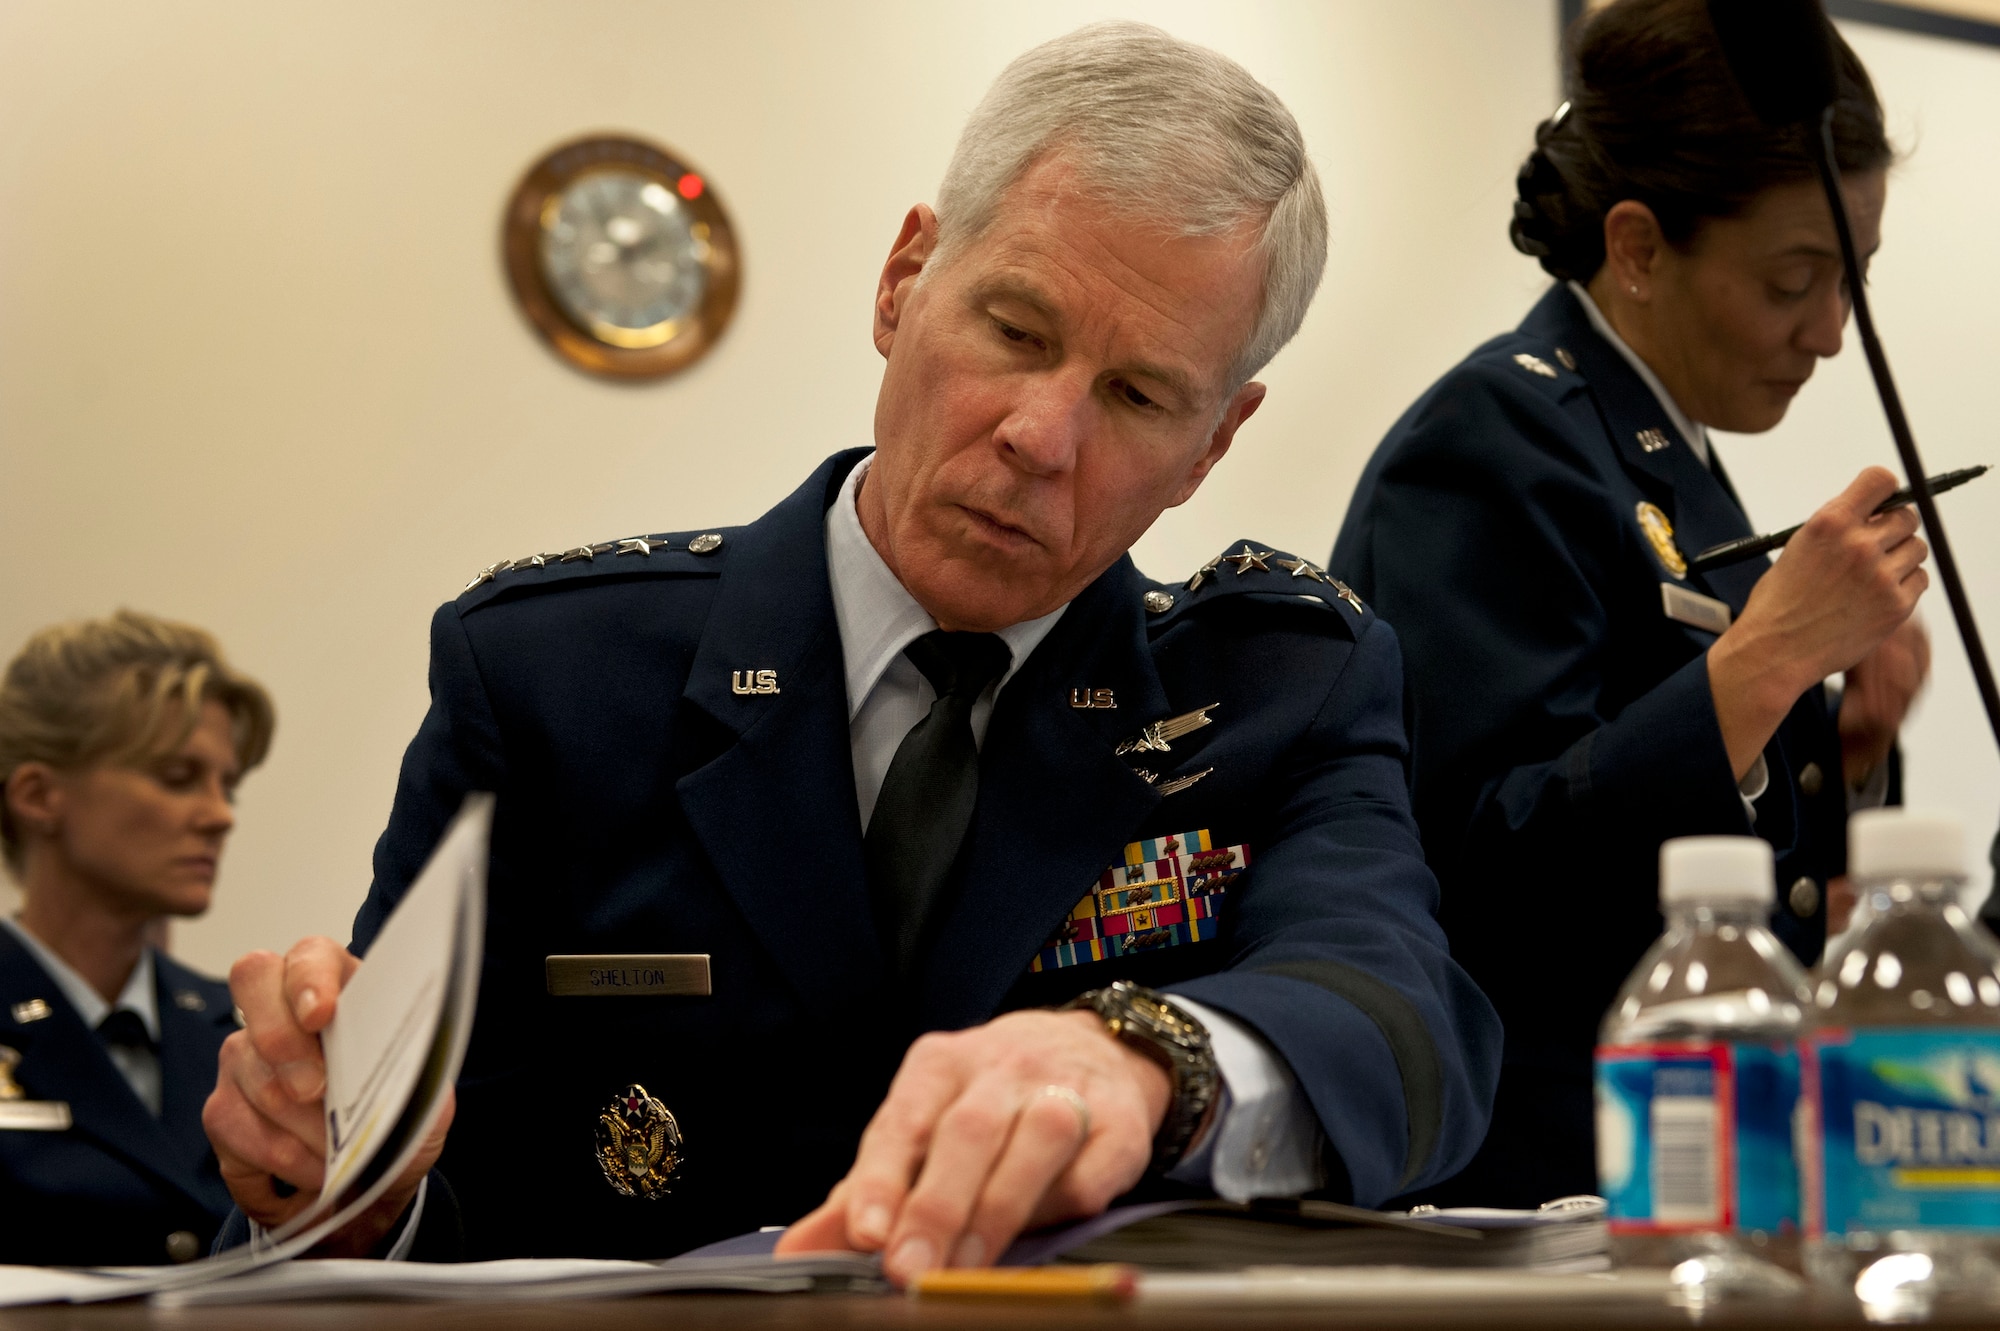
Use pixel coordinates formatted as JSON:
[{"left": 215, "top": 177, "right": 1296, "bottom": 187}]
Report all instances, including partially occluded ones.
[
  {"left": 1803, "top": 810, "right": 2000, "bottom": 1313},
  {"left": 1596, "top": 836, "right": 1812, "bottom": 1272}
]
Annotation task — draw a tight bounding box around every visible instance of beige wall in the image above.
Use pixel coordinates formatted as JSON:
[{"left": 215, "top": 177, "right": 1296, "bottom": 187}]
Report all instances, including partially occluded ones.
[
  {"left": 1, "top": 3, "right": 1993, "bottom": 979},
  {"left": 1719, "top": 20, "right": 2000, "bottom": 906}
]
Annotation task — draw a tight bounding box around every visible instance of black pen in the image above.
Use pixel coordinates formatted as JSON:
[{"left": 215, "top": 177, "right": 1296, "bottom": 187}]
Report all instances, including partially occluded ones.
[{"left": 1687, "top": 465, "right": 1990, "bottom": 575}]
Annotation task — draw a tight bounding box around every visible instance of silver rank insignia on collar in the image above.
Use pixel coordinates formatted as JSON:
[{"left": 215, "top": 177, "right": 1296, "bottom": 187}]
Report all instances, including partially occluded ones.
[
  {"left": 595, "top": 1083, "right": 684, "bottom": 1199},
  {"left": 1115, "top": 704, "right": 1219, "bottom": 756}
]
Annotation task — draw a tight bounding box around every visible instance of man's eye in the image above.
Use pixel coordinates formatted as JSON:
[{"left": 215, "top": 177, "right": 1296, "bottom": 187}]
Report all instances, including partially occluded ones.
[
  {"left": 1113, "top": 380, "right": 1156, "bottom": 410},
  {"left": 994, "top": 320, "right": 1034, "bottom": 345}
]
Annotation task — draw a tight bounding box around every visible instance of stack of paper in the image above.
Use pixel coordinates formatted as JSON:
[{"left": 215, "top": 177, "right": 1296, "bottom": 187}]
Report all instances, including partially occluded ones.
[{"left": 1033, "top": 1196, "right": 1610, "bottom": 1272}]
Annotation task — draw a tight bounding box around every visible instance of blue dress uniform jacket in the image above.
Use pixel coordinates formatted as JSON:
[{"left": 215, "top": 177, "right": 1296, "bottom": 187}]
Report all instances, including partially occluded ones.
[
  {"left": 355, "top": 449, "right": 1499, "bottom": 1261},
  {"left": 0, "top": 933, "right": 236, "bottom": 1265},
  {"left": 1330, "top": 285, "right": 1850, "bottom": 1207}
]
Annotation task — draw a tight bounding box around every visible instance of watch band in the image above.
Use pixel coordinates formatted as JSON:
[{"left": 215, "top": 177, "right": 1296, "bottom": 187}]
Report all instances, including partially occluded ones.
[{"left": 1064, "top": 980, "right": 1221, "bottom": 1173}]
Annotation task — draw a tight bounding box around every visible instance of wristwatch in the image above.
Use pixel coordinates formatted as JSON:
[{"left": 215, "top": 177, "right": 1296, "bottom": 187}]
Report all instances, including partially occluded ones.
[{"left": 1064, "top": 980, "right": 1221, "bottom": 1173}]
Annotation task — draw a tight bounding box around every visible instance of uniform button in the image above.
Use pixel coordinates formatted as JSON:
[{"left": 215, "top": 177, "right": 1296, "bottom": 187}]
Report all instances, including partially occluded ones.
[
  {"left": 164, "top": 1230, "right": 201, "bottom": 1263},
  {"left": 1789, "top": 876, "right": 1821, "bottom": 918},
  {"left": 1799, "top": 762, "right": 1824, "bottom": 797},
  {"left": 686, "top": 533, "right": 724, "bottom": 554}
]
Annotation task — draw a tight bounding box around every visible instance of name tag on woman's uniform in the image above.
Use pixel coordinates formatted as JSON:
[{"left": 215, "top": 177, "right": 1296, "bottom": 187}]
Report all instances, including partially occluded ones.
[{"left": 1661, "top": 582, "right": 1732, "bottom": 634}]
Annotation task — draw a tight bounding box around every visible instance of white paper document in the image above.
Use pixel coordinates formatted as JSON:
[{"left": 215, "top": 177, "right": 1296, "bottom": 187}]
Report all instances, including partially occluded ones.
[{"left": 0, "top": 794, "right": 491, "bottom": 1309}]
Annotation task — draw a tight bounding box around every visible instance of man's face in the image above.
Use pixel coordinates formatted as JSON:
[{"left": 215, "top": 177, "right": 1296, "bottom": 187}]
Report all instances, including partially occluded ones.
[{"left": 860, "top": 157, "right": 1269, "bottom": 632}]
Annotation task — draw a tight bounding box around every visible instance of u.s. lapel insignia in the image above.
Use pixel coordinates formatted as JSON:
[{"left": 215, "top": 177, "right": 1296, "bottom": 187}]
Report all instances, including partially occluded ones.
[
  {"left": 1030, "top": 830, "right": 1251, "bottom": 972},
  {"left": 730, "top": 670, "right": 780, "bottom": 696},
  {"left": 1635, "top": 501, "right": 1688, "bottom": 580},
  {"left": 595, "top": 1083, "right": 684, "bottom": 1199},
  {"left": 1115, "top": 704, "right": 1219, "bottom": 756},
  {"left": 1069, "top": 688, "right": 1116, "bottom": 709}
]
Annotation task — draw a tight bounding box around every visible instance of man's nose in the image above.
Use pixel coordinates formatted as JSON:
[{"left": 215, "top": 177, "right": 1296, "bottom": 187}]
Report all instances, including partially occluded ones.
[{"left": 993, "top": 371, "right": 1093, "bottom": 475}]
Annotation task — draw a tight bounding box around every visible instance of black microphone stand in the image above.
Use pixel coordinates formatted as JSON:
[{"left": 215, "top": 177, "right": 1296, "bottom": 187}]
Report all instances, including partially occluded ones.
[{"left": 1809, "top": 111, "right": 2000, "bottom": 752}]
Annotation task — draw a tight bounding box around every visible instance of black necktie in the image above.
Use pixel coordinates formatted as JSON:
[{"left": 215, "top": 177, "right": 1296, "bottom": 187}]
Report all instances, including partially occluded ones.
[
  {"left": 866, "top": 630, "right": 1013, "bottom": 976},
  {"left": 96, "top": 1009, "right": 155, "bottom": 1054}
]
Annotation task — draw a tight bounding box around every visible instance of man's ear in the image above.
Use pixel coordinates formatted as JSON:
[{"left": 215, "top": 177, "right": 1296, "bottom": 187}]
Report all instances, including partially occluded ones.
[
  {"left": 1167, "top": 382, "right": 1265, "bottom": 509},
  {"left": 1601, "top": 200, "right": 1665, "bottom": 297},
  {"left": 874, "top": 205, "right": 939, "bottom": 360}
]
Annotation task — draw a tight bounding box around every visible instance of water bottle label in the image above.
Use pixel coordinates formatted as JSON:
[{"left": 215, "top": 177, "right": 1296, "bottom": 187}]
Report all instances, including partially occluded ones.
[
  {"left": 1596, "top": 1041, "right": 1800, "bottom": 1234},
  {"left": 1806, "top": 1028, "right": 2000, "bottom": 1234}
]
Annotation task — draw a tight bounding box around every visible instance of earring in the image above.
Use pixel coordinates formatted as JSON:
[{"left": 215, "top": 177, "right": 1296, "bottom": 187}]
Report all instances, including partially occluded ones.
[{"left": 1629, "top": 284, "right": 1640, "bottom": 296}]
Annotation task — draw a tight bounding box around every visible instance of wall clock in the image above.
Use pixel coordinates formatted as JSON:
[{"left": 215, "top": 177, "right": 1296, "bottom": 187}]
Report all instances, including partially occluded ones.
[{"left": 502, "top": 134, "right": 741, "bottom": 380}]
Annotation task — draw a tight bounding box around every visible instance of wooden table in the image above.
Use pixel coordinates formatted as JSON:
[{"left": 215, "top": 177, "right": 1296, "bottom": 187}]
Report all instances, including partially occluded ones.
[{"left": 7, "top": 1288, "right": 2000, "bottom": 1330}]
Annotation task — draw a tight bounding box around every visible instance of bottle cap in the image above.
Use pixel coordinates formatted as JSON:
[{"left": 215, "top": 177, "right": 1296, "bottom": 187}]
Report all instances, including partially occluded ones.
[
  {"left": 1659, "top": 836, "right": 1774, "bottom": 906},
  {"left": 1849, "top": 809, "right": 1966, "bottom": 882}
]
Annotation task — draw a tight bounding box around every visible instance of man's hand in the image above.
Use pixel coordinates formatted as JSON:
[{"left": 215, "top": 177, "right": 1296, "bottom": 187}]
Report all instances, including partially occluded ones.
[
  {"left": 1709, "top": 467, "right": 1928, "bottom": 780},
  {"left": 202, "top": 936, "right": 449, "bottom": 1257},
  {"left": 1840, "top": 616, "right": 1930, "bottom": 788},
  {"left": 775, "top": 1009, "right": 1170, "bottom": 1284}
]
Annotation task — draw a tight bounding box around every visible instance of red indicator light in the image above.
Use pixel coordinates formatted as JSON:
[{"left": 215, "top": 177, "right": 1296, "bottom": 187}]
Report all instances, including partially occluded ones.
[{"left": 677, "top": 173, "right": 705, "bottom": 200}]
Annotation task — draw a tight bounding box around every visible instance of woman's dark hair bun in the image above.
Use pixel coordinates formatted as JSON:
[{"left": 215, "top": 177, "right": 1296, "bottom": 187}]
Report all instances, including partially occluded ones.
[
  {"left": 1509, "top": 110, "right": 1582, "bottom": 270},
  {"left": 1510, "top": 0, "right": 1892, "bottom": 282}
]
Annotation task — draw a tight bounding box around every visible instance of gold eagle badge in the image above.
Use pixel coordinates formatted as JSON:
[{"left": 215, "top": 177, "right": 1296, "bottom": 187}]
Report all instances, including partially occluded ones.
[{"left": 595, "top": 1083, "right": 685, "bottom": 1199}]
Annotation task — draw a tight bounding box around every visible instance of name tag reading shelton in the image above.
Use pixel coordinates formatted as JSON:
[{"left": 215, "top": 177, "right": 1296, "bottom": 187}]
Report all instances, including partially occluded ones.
[{"left": 545, "top": 955, "right": 712, "bottom": 998}]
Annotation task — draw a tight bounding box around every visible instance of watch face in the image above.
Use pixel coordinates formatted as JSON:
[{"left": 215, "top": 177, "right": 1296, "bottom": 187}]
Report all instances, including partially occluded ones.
[
  {"left": 502, "top": 135, "right": 740, "bottom": 380},
  {"left": 538, "top": 170, "right": 711, "bottom": 350}
]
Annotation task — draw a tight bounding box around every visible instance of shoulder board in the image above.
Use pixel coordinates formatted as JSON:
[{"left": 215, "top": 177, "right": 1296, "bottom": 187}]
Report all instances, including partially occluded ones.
[
  {"left": 456, "top": 529, "right": 733, "bottom": 609},
  {"left": 1142, "top": 541, "right": 1371, "bottom": 631},
  {"left": 1472, "top": 335, "right": 1587, "bottom": 400}
]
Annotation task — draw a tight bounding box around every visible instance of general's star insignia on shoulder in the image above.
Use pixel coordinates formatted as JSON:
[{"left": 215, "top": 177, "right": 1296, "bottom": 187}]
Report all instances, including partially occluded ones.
[
  {"left": 1276, "top": 556, "right": 1327, "bottom": 584},
  {"left": 1222, "top": 544, "right": 1273, "bottom": 575},
  {"left": 595, "top": 1083, "right": 684, "bottom": 1199},
  {"left": 461, "top": 531, "right": 700, "bottom": 593},
  {"left": 1031, "top": 829, "right": 1250, "bottom": 973}
]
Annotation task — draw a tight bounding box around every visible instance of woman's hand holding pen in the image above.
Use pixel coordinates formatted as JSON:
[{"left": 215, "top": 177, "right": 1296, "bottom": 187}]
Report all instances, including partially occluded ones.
[{"left": 1707, "top": 467, "right": 1930, "bottom": 782}]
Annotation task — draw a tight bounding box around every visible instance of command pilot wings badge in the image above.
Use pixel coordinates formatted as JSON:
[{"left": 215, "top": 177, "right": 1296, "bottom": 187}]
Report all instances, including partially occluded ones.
[
  {"left": 1114, "top": 704, "right": 1219, "bottom": 756},
  {"left": 595, "top": 1083, "right": 685, "bottom": 1199}
]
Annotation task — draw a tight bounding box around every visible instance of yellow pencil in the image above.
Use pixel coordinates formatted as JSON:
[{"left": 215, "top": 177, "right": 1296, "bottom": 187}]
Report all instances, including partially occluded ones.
[{"left": 911, "top": 1264, "right": 1138, "bottom": 1302}]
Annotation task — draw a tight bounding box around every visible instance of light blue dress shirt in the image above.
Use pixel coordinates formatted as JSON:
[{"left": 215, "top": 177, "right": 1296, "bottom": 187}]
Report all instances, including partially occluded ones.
[{"left": 824, "top": 455, "right": 1323, "bottom": 1200}]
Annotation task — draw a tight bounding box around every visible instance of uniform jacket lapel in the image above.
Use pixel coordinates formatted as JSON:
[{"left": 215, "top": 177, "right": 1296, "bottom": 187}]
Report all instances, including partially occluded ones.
[
  {"left": 1528, "top": 288, "right": 1763, "bottom": 613},
  {"left": 676, "top": 451, "right": 887, "bottom": 1012},
  {"left": 0, "top": 933, "right": 214, "bottom": 1209},
  {"left": 920, "top": 557, "right": 1168, "bottom": 1030},
  {"left": 154, "top": 955, "right": 234, "bottom": 1212}
]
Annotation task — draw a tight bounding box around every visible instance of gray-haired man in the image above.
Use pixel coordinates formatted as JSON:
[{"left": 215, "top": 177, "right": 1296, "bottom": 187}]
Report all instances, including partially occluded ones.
[{"left": 205, "top": 23, "right": 1501, "bottom": 1280}]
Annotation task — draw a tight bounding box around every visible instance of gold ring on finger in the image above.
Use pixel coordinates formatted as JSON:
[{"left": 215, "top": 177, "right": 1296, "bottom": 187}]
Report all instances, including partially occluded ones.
[{"left": 1033, "top": 1084, "right": 1091, "bottom": 1142}]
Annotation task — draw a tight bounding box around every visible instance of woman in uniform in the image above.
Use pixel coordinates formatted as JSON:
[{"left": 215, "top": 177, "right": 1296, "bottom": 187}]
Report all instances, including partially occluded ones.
[
  {"left": 0, "top": 610, "right": 274, "bottom": 1264},
  {"left": 1329, "top": 0, "right": 1929, "bottom": 1206}
]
